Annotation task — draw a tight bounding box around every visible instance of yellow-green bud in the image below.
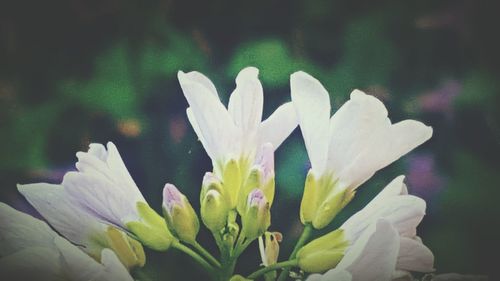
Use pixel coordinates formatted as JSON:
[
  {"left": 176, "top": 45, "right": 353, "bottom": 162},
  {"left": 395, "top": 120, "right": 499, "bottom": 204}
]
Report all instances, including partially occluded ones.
[
  {"left": 162, "top": 184, "right": 199, "bottom": 245},
  {"left": 297, "top": 229, "right": 349, "bottom": 273},
  {"left": 126, "top": 202, "right": 175, "bottom": 251},
  {"left": 222, "top": 158, "right": 242, "bottom": 209},
  {"left": 237, "top": 143, "right": 276, "bottom": 214},
  {"left": 105, "top": 226, "right": 145, "bottom": 269},
  {"left": 200, "top": 172, "right": 225, "bottom": 204},
  {"left": 241, "top": 189, "right": 271, "bottom": 240},
  {"left": 200, "top": 173, "right": 231, "bottom": 233}
]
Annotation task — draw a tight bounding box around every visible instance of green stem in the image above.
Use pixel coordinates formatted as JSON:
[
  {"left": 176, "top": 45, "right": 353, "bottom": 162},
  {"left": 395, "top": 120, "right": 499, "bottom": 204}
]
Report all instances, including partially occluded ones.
[
  {"left": 234, "top": 239, "right": 252, "bottom": 258},
  {"left": 173, "top": 241, "right": 216, "bottom": 278},
  {"left": 193, "top": 241, "right": 222, "bottom": 268},
  {"left": 276, "top": 224, "right": 313, "bottom": 281},
  {"left": 247, "top": 260, "right": 299, "bottom": 280}
]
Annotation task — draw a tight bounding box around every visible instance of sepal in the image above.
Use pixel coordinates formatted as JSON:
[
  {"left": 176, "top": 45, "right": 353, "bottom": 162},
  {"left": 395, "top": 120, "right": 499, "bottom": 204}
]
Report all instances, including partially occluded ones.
[
  {"left": 105, "top": 226, "right": 146, "bottom": 269},
  {"left": 126, "top": 202, "right": 175, "bottom": 251},
  {"left": 297, "top": 229, "right": 349, "bottom": 273}
]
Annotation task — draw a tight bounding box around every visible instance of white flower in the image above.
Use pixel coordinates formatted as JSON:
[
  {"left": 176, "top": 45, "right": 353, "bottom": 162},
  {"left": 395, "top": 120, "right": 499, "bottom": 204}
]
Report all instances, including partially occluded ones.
[
  {"left": 300, "top": 176, "right": 434, "bottom": 278},
  {"left": 341, "top": 176, "right": 434, "bottom": 276},
  {"left": 17, "top": 183, "right": 145, "bottom": 268},
  {"left": 307, "top": 219, "right": 400, "bottom": 281},
  {"left": 62, "top": 142, "right": 146, "bottom": 228},
  {"left": 17, "top": 183, "right": 109, "bottom": 257},
  {"left": 178, "top": 67, "right": 297, "bottom": 173},
  {"left": 0, "top": 203, "right": 133, "bottom": 281},
  {"left": 178, "top": 67, "right": 298, "bottom": 210},
  {"left": 60, "top": 142, "right": 173, "bottom": 251},
  {"left": 291, "top": 71, "right": 433, "bottom": 228}
]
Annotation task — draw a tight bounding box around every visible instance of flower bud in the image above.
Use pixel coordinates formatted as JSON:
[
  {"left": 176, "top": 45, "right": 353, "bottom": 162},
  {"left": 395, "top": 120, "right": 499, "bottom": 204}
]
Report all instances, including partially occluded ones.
[
  {"left": 259, "top": 231, "right": 282, "bottom": 266},
  {"left": 222, "top": 158, "right": 242, "bottom": 209},
  {"left": 200, "top": 172, "right": 224, "bottom": 203},
  {"left": 126, "top": 202, "right": 175, "bottom": 251},
  {"left": 297, "top": 229, "right": 349, "bottom": 273},
  {"left": 162, "top": 184, "right": 199, "bottom": 245},
  {"left": 237, "top": 143, "right": 275, "bottom": 214},
  {"left": 200, "top": 177, "right": 230, "bottom": 233},
  {"left": 241, "top": 189, "right": 271, "bottom": 240},
  {"left": 105, "top": 226, "right": 146, "bottom": 269}
]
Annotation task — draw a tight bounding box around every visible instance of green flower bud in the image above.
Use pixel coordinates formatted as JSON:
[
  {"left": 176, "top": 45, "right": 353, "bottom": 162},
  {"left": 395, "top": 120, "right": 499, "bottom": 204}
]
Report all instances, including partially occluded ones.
[
  {"left": 105, "top": 226, "right": 145, "bottom": 269},
  {"left": 222, "top": 158, "right": 242, "bottom": 209},
  {"left": 162, "top": 184, "right": 199, "bottom": 245},
  {"left": 297, "top": 229, "right": 349, "bottom": 273},
  {"left": 237, "top": 143, "right": 275, "bottom": 214},
  {"left": 126, "top": 202, "right": 175, "bottom": 251},
  {"left": 241, "top": 189, "right": 271, "bottom": 240},
  {"left": 200, "top": 173, "right": 230, "bottom": 233}
]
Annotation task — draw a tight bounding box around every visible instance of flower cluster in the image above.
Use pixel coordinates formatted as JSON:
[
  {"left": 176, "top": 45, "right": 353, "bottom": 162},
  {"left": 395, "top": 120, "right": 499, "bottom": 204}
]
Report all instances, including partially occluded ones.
[{"left": 1, "top": 67, "right": 439, "bottom": 281}]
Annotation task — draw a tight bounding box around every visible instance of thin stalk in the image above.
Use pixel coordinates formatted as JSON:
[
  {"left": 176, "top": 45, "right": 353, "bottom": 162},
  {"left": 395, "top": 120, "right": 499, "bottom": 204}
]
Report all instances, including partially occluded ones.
[
  {"left": 247, "top": 260, "right": 299, "bottom": 280},
  {"left": 193, "top": 241, "right": 222, "bottom": 268},
  {"left": 233, "top": 237, "right": 252, "bottom": 259},
  {"left": 276, "top": 224, "right": 313, "bottom": 281},
  {"left": 173, "top": 241, "right": 216, "bottom": 278}
]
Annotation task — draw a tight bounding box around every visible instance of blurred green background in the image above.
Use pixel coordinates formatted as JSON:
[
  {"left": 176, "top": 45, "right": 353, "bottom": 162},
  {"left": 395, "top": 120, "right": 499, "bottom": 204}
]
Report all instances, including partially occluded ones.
[{"left": 1, "top": 0, "right": 499, "bottom": 279}]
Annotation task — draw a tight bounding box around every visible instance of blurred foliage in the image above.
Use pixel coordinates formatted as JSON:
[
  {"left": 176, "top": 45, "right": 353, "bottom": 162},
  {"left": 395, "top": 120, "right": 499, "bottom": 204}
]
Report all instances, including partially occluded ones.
[{"left": 1, "top": 0, "right": 500, "bottom": 279}]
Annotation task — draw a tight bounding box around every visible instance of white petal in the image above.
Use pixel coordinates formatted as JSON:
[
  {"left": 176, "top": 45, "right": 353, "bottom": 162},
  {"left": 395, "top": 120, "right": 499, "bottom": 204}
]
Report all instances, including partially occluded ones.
[
  {"left": 87, "top": 143, "right": 108, "bottom": 161},
  {"left": 0, "top": 203, "right": 57, "bottom": 255},
  {"left": 370, "top": 176, "right": 408, "bottom": 201},
  {"left": 55, "top": 237, "right": 102, "bottom": 281},
  {"left": 187, "top": 107, "right": 208, "bottom": 147},
  {"left": 95, "top": 249, "right": 134, "bottom": 281},
  {"left": 306, "top": 273, "right": 324, "bottom": 281},
  {"left": 0, "top": 247, "right": 63, "bottom": 281},
  {"left": 178, "top": 71, "right": 240, "bottom": 162},
  {"left": 258, "top": 102, "right": 298, "bottom": 150},
  {"left": 307, "top": 269, "right": 352, "bottom": 281},
  {"left": 105, "top": 142, "right": 143, "bottom": 199},
  {"left": 327, "top": 90, "right": 432, "bottom": 189},
  {"left": 17, "top": 183, "right": 107, "bottom": 256},
  {"left": 228, "top": 67, "right": 264, "bottom": 134},
  {"left": 62, "top": 171, "right": 140, "bottom": 227},
  {"left": 76, "top": 142, "right": 145, "bottom": 204},
  {"left": 177, "top": 70, "right": 219, "bottom": 97},
  {"left": 397, "top": 237, "right": 434, "bottom": 273},
  {"left": 327, "top": 90, "right": 390, "bottom": 187},
  {"left": 342, "top": 195, "right": 426, "bottom": 242},
  {"left": 291, "top": 71, "right": 331, "bottom": 174},
  {"left": 339, "top": 219, "right": 399, "bottom": 281},
  {"left": 383, "top": 120, "right": 433, "bottom": 168}
]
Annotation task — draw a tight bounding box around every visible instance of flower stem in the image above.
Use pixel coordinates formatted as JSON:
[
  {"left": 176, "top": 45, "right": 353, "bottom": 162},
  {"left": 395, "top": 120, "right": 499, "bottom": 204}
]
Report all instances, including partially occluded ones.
[
  {"left": 276, "top": 224, "right": 313, "bottom": 281},
  {"left": 173, "top": 241, "right": 216, "bottom": 278},
  {"left": 247, "top": 260, "right": 299, "bottom": 280},
  {"left": 193, "top": 241, "right": 222, "bottom": 268}
]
